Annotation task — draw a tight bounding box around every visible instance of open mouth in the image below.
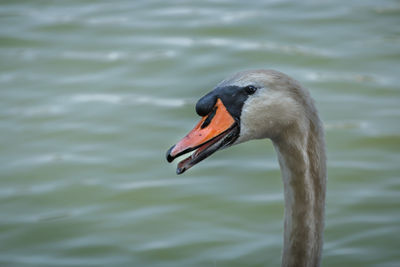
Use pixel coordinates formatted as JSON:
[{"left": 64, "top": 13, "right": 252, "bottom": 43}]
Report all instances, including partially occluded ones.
[
  {"left": 167, "top": 124, "right": 239, "bottom": 174},
  {"left": 166, "top": 98, "right": 239, "bottom": 174}
]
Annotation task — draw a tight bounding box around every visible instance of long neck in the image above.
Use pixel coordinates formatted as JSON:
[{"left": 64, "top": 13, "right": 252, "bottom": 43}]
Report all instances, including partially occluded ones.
[{"left": 272, "top": 119, "right": 326, "bottom": 267}]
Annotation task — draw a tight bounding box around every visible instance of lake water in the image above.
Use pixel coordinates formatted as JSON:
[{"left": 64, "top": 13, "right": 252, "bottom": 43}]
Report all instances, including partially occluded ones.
[{"left": 1, "top": 0, "right": 399, "bottom": 266}]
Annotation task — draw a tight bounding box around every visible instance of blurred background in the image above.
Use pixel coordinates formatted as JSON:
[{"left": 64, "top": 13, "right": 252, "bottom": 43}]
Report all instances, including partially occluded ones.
[{"left": 1, "top": 0, "right": 399, "bottom": 266}]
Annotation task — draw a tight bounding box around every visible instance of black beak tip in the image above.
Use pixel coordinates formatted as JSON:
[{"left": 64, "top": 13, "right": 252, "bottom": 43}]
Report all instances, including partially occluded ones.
[
  {"left": 176, "top": 166, "right": 186, "bottom": 175},
  {"left": 166, "top": 145, "right": 176, "bottom": 163}
]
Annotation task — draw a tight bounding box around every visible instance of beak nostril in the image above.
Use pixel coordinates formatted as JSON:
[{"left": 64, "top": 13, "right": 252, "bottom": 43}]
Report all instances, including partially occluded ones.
[{"left": 201, "top": 106, "right": 217, "bottom": 129}]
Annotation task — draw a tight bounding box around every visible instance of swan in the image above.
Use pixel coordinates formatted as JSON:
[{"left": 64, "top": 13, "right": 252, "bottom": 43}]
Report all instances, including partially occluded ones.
[{"left": 166, "top": 69, "right": 326, "bottom": 267}]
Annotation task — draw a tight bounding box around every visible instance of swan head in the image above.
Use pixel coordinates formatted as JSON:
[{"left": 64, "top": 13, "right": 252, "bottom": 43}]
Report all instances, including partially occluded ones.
[{"left": 166, "top": 69, "right": 312, "bottom": 174}]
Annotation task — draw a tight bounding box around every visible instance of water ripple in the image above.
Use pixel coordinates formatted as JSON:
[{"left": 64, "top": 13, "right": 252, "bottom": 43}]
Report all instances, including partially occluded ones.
[{"left": 70, "top": 93, "right": 186, "bottom": 108}]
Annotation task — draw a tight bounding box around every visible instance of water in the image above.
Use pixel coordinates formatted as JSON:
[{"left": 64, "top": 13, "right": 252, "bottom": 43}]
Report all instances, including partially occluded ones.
[{"left": 1, "top": 0, "right": 399, "bottom": 266}]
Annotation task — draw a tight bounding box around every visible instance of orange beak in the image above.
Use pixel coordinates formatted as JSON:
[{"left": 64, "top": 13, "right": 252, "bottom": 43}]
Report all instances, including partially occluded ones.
[{"left": 166, "top": 98, "right": 239, "bottom": 174}]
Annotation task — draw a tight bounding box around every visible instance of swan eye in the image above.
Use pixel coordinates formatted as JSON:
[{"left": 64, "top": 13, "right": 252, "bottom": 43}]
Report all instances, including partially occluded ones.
[{"left": 244, "top": 85, "right": 257, "bottom": 95}]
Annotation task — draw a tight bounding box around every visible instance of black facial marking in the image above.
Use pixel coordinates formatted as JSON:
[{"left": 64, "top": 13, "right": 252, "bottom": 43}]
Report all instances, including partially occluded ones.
[
  {"left": 195, "top": 85, "right": 253, "bottom": 122},
  {"left": 196, "top": 92, "right": 217, "bottom": 116}
]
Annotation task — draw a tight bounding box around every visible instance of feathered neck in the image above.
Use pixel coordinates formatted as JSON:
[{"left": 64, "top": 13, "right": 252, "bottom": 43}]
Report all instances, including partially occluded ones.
[{"left": 272, "top": 116, "right": 326, "bottom": 267}]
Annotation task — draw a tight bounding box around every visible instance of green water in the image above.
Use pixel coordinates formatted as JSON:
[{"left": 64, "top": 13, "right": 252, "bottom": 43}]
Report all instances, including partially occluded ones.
[{"left": 1, "top": 0, "right": 400, "bottom": 266}]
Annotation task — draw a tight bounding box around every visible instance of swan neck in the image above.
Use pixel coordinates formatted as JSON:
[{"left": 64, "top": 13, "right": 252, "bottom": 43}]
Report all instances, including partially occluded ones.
[{"left": 273, "top": 121, "right": 326, "bottom": 267}]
